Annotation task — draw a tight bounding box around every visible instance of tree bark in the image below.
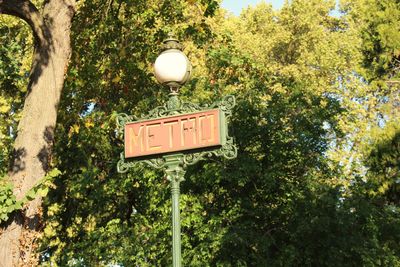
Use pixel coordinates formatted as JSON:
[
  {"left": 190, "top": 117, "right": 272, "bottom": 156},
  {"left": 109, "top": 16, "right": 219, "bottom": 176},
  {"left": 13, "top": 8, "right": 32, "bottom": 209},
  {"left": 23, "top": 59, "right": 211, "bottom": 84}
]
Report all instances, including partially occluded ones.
[{"left": 0, "top": 0, "right": 75, "bottom": 266}]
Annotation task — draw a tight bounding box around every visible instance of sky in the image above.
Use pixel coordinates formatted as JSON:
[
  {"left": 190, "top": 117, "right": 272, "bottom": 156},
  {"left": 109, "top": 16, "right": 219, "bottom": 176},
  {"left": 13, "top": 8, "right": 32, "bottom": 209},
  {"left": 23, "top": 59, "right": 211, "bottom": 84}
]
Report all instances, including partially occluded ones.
[{"left": 221, "top": 0, "right": 285, "bottom": 16}]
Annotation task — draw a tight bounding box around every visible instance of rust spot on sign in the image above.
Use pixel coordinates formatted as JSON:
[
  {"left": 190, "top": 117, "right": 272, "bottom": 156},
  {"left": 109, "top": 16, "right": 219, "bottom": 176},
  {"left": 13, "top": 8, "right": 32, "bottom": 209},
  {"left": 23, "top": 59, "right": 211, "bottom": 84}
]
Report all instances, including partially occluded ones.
[{"left": 124, "top": 109, "right": 221, "bottom": 158}]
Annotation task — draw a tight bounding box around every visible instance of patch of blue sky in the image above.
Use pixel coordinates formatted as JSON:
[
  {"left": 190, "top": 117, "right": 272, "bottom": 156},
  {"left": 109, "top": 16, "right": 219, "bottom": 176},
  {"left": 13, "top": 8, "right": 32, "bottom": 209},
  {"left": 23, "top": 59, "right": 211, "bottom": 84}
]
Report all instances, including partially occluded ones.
[
  {"left": 221, "top": 0, "right": 284, "bottom": 15},
  {"left": 221, "top": 0, "right": 341, "bottom": 17}
]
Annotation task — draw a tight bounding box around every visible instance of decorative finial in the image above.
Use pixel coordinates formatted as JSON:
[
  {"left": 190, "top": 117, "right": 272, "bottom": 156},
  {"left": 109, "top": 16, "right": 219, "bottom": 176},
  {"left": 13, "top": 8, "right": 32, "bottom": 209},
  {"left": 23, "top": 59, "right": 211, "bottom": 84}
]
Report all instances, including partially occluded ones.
[{"left": 161, "top": 33, "right": 183, "bottom": 51}]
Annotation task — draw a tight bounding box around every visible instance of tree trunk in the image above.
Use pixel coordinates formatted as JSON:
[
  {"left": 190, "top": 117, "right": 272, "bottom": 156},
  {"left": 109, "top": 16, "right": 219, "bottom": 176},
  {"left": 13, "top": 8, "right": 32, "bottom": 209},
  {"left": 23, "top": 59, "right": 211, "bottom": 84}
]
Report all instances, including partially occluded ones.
[{"left": 0, "top": 0, "right": 75, "bottom": 266}]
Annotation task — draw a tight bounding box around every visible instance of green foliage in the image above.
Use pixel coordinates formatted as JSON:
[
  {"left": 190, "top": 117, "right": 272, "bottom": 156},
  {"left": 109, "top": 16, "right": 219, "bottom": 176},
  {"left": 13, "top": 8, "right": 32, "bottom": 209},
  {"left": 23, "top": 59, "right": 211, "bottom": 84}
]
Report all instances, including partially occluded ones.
[
  {"left": 0, "top": 177, "right": 17, "bottom": 222},
  {"left": 365, "top": 123, "right": 400, "bottom": 204},
  {"left": 1, "top": 0, "right": 400, "bottom": 265},
  {"left": 342, "top": 0, "right": 400, "bottom": 81},
  {"left": 0, "top": 16, "right": 33, "bottom": 174},
  {"left": 0, "top": 169, "right": 60, "bottom": 223}
]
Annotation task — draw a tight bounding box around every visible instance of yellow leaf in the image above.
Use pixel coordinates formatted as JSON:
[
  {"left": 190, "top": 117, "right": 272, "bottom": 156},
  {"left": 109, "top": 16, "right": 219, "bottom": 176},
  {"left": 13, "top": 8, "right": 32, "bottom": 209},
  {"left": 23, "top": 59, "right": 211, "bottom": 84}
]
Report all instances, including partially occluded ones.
[
  {"left": 0, "top": 105, "right": 9, "bottom": 113},
  {"left": 0, "top": 97, "right": 10, "bottom": 113},
  {"left": 44, "top": 225, "right": 56, "bottom": 237},
  {"left": 68, "top": 124, "right": 80, "bottom": 137},
  {"left": 72, "top": 124, "right": 80, "bottom": 133},
  {"left": 85, "top": 120, "right": 94, "bottom": 128},
  {"left": 112, "top": 75, "right": 121, "bottom": 83},
  {"left": 66, "top": 227, "right": 75, "bottom": 238}
]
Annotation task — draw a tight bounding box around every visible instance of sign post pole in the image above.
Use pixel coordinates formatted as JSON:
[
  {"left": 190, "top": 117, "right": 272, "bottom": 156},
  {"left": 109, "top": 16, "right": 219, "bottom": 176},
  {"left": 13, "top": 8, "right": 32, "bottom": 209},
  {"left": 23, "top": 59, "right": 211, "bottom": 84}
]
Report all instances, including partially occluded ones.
[{"left": 164, "top": 154, "right": 185, "bottom": 267}]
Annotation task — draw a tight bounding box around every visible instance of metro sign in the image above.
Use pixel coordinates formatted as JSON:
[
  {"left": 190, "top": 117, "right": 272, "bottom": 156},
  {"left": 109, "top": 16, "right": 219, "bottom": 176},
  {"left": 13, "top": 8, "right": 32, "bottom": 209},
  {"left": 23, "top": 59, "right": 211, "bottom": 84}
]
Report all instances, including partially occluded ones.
[{"left": 124, "top": 109, "right": 224, "bottom": 158}]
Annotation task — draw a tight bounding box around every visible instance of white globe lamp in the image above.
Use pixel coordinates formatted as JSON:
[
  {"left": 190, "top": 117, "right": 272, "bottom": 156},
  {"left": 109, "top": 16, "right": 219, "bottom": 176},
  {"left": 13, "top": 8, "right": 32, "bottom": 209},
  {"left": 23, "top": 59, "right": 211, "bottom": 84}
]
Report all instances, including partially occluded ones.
[{"left": 154, "top": 36, "right": 191, "bottom": 93}]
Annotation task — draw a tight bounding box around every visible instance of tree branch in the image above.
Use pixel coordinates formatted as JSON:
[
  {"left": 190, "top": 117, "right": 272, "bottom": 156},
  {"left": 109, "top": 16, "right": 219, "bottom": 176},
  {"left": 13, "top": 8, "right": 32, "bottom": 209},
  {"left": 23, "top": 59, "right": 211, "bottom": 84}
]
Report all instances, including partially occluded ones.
[{"left": 0, "top": 0, "right": 48, "bottom": 47}]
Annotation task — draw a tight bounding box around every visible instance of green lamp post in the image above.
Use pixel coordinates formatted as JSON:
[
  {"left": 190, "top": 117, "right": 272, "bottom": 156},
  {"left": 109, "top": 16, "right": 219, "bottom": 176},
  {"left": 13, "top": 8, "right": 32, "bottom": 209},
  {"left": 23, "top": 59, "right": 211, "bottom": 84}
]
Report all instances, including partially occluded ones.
[
  {"left": 153, "top": 36, "right": 191, "bottom": 267},
  {"left": 116, "top": 35, "right": 237, "bottom": 267}
]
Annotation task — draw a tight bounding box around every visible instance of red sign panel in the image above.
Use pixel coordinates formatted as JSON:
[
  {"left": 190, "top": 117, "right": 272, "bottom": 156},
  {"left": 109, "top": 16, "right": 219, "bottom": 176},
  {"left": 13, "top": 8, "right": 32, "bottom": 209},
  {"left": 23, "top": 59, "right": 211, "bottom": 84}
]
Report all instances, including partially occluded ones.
[{"left": 124, "top": 109, "right": 221, "bottom": 158}]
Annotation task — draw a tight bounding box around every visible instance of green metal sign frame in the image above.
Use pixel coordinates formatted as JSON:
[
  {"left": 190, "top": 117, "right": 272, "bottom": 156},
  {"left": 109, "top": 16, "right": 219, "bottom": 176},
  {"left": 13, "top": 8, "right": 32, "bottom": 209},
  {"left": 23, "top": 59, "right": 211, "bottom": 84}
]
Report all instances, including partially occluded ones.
[
  {"left": 116, "top": 93, "right": 237, "bottom": 267},
  {"left": 116, "top": 94, "right": 237, "bottom": 172}
]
